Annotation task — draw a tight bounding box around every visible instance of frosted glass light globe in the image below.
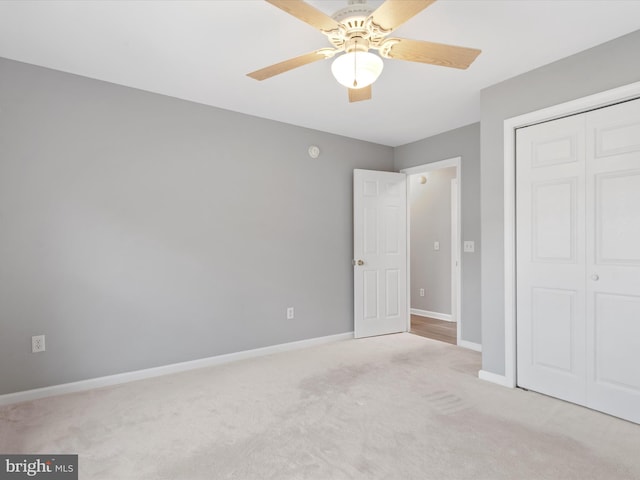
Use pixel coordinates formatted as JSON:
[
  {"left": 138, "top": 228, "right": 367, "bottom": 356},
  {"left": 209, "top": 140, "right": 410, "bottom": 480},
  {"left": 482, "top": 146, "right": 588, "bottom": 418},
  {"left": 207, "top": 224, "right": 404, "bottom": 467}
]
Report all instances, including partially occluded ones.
[{"left": 331, "top": 51, "right": 384, "bottom": 89}]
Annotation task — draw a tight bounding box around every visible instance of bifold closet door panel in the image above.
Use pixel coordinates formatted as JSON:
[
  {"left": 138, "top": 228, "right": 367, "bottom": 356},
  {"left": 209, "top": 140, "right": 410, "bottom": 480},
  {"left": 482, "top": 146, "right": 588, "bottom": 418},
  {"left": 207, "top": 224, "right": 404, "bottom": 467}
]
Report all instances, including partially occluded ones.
[
  {"left": 585, "top": 99, "right": 640, "bottom": 424},
  {"left": 516, "top": 114, "right": 587, "bottom": 406}
]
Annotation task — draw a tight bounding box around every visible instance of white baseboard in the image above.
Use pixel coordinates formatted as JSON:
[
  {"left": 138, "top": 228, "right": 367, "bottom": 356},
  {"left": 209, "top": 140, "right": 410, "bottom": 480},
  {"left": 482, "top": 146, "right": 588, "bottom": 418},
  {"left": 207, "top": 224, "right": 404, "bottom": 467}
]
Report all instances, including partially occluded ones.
[
  {"left": 478, "top": 369, "right": 515, "bottom": 388},
  {"left": 458, "top": 340, "right": 482, "bottom": 352},
  {"left": 0, "top": 332, "right": 354, "bottom": 407},
  {"left": 410, "top": 308, "right": 453, "bottom": 322}
]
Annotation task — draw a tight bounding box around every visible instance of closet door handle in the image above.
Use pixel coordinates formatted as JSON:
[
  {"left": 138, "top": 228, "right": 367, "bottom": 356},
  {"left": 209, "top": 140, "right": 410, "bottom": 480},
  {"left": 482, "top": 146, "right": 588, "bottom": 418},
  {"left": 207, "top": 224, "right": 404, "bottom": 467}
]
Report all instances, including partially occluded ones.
[{"left": 591, "top": 274, "right": 599, "bottom": 281}]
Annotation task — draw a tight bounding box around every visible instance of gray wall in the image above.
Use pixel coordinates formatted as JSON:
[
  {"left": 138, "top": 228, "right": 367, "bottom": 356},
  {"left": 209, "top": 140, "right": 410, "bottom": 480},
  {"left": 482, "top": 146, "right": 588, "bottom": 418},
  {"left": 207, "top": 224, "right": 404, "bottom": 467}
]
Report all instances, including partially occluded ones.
[
  {"left": 0, "top": 57, "right": 393, "bottom": 395},
  {"left": 409, "top": 168, "right": 456, "bottom": 315},
  {"left": 395, "top": 123, "right": 481, "bottom": 344},
  {"left": 480, "top": 29, "right": 640, "bottom": 375}
]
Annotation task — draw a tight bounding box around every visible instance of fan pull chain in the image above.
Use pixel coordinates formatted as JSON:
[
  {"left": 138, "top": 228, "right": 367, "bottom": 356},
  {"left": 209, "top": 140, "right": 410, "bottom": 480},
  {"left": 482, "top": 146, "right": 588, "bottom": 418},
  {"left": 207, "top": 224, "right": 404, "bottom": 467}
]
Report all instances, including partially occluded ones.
[{"left": 353, "top": 39, "right": 358, "bottom": 88}]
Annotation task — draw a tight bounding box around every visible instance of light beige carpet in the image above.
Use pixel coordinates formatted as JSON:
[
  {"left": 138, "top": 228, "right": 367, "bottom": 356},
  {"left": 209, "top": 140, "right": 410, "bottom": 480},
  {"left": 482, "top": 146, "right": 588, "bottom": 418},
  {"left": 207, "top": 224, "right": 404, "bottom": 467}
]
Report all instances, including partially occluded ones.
[{"left": 1, "top": 333, "right": 639, "bottom": 479}]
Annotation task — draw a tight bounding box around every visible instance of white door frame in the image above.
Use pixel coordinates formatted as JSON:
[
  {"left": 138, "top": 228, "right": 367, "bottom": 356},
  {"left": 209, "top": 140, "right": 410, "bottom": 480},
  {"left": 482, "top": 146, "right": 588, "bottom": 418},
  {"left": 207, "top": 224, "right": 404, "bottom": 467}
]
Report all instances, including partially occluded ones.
[
  {"left": 451, "top": 178, "right": 460, "bottom": 345},
  {"left": 401, "top": 157, "right": 462, "bottom": 344},
  {"left": 501, "top": 81, "right": 640, "bottom": 388}
]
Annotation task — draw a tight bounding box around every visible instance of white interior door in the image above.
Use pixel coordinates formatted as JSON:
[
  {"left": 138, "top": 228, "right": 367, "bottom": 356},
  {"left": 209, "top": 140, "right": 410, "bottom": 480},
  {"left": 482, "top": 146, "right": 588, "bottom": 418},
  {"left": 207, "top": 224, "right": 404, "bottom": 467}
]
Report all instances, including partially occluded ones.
[
  {"left": 516, "top": 98, "right": 640, "bottom": 424},
  {"left": 585, "top": 99, "right": 640, "bottom": 424},
  {"left": 353, "top": 169, "right": 407, "bottom": 338},
  {"left": 516, "top": 114, "right": 588, "bottom": 406}
]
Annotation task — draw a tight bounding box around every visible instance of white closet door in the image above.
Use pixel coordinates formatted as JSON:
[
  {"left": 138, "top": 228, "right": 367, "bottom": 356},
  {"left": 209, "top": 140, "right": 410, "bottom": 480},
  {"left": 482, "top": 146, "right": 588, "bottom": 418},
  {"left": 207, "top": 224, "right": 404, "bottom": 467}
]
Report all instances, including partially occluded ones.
[
  {"left": 517, "top": 98, "right": 640, "bottom": 424},
  {"left": 585, "top": 99, "right": 640, "bottom": 424},
  {"left": 516, "top": 114, "right": 587, "bottom": 406}
]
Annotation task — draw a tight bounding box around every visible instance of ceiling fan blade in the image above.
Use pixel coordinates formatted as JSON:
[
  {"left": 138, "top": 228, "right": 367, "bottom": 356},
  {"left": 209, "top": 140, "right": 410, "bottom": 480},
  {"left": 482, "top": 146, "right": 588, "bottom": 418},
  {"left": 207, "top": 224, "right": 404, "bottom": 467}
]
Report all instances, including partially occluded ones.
[
  {"left": 368, "top": 0, "right": 435, "bottom": 34},
  {"left": 266, "top": 0, "right": 341, "bottom": 33},
  {"left": 381, "top": 38, "right": 481, "bottom": 69},
  {"left": 247, "top": 49, "right": 336, "bottom": 81},
  {"left": 349, "top": 85, "right": 372, "bottom": 103}
]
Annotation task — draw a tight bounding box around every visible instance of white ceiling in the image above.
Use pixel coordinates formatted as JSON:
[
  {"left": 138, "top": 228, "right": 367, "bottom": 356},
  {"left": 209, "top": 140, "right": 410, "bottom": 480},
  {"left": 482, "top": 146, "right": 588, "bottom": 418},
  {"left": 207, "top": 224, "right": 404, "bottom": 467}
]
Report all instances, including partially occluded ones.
[{"left": 1, "top": 0, "right": 640, "bottom": 146}]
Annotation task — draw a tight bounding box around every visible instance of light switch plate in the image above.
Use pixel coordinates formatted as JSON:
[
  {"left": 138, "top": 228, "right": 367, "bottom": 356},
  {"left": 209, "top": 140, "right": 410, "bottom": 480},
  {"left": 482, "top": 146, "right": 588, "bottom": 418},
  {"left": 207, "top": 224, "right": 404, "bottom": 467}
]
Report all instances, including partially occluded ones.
[
  {"left": 434, "top": 241, "right": 440, "bottom": 251},
  {"left": 464, "top": 241, "right": 475, "bottom": 253}
]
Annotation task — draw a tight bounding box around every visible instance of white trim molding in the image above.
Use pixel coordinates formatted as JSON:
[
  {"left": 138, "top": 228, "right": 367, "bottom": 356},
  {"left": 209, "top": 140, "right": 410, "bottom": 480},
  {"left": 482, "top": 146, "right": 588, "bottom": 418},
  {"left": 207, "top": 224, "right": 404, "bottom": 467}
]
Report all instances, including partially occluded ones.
[
  {"left": 0, "top": 332, "right": 354, "bottom": 407},
  {"left": 459, "top": 340, "right": 482, "bottom": 352},
  {"left": 503, "top": 80, "right": 640, "bottom": 389},
  {"left": 478, "top": 370, "right": 513, "bottom": 388},
  {"left": 410, "top": 308, "right": 454, "bottom": 322},
  {"left": 400, "top": 157, "right": 461, "bottom": 175}
]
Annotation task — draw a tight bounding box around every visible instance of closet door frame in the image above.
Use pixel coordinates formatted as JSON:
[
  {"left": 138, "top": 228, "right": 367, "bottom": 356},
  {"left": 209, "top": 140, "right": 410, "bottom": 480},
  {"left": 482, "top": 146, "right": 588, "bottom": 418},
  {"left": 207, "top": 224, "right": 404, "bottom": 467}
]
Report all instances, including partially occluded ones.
[{"left": 501, "top": 81, "right": 640, "bottom": 389}]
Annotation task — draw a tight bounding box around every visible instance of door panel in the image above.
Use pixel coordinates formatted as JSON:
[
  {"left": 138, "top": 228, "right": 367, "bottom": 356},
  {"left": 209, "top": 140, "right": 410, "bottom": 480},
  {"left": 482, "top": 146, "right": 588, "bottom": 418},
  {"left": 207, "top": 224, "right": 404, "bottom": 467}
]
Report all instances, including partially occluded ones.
[
  {"left": 384, "top": 206, "right": 401, "bottom": 253},
  {"left": 363, "top": 270, "right": 378, "bottom": 319},
  {"left": 596, "top": 171, "right": 640, "bottom": 264},
  {"left": 533, "top": 135, "right": 579, "bottom": 167},
  {"left": 586, "top": 99, "right": 640, "bottom": 424},
  {"left": 364, "top": 207, "right": 377, "bottom": 254},
  {"left": 516, "top": 114, "right": 587, "bottom": 405},
  {"left": 385, "top": 269, "right": 400, "bottom": 317},
  {"left": 595, "top": 121, "right": 640, "bottom": 157},
  {"left": 532, "top": 179, "right": 577, "bottom": 261},
  {"left": 531, "top": 288, "right": 575, "bottom": 372},
  {"left": 354, "top": 169, "right": 407, "bottom": 338},
  {"left": 594, "top": 293, "right": 640, "bottom": 391}
]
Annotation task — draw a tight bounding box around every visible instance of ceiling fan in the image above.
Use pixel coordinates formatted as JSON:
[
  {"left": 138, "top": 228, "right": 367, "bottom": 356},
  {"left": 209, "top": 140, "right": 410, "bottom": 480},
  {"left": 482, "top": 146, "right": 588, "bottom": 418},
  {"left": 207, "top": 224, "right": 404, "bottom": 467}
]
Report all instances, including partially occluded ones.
[{"left": 247, "top": 0, "right": 481, "bottom": 102}]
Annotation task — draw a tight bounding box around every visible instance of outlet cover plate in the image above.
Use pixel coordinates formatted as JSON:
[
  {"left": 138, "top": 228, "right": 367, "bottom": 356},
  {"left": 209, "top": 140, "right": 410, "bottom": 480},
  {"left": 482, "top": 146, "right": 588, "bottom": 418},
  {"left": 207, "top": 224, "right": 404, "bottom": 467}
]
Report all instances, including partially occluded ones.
[{"left": 32, "top": 335, "right": 46, "bottom": 353}]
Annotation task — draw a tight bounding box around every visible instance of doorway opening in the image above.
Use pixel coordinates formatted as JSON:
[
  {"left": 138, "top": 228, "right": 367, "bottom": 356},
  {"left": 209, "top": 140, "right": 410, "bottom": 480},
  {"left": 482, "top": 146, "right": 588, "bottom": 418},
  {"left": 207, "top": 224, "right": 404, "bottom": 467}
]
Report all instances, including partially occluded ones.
[{"left": 401, "top": 158, "right": 461, "bottom": 345}]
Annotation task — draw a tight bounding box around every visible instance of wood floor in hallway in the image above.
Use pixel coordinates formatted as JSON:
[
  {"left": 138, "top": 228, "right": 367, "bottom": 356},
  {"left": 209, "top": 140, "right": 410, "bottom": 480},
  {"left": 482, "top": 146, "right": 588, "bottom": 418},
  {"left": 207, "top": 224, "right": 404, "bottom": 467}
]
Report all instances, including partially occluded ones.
[{"left": 410, "top": 314, "right": 456, "bottom": 345}]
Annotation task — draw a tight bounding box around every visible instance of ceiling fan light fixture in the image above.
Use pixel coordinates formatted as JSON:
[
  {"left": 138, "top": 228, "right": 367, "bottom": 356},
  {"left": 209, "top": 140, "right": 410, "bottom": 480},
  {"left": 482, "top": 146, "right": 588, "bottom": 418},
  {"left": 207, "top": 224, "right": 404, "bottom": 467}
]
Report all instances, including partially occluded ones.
[{"left": 331, "top": 51, "right": 383, "bottom": 89}]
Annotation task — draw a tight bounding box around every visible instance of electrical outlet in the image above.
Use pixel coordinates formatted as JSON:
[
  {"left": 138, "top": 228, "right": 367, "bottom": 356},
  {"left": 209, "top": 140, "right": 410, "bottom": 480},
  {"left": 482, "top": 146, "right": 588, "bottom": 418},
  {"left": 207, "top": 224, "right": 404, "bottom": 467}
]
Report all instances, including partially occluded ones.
[
  {"left": 464, "top": 241, "right": 475, "bottom": 253},
  {"left": 32, "top": 335, "right": 45, "bottom": 353},
  {"left": 286, "top": 307, "right": 294, "bottom": 320},
  {"left": 419, "top": 288, "right": 425, "bottom": 297}
]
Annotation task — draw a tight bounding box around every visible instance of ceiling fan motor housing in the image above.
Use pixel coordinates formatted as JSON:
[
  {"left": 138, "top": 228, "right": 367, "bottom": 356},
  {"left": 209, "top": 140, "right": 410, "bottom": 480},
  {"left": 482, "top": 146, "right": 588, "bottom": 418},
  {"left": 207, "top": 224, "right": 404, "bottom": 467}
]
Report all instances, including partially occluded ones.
[
  {"left": 331, "top": 1, "right": 375, "bottom": 24},
  {"left": 328, "top": 1, "right": 392, "bottom": 54}
]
